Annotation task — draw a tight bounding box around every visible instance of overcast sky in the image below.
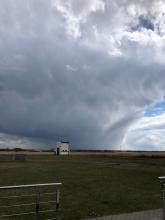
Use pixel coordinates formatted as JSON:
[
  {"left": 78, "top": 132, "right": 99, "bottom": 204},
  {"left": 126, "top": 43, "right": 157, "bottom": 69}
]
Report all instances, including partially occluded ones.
[{"left": 0, "top": 0, "right": 165, "bottom": 150}]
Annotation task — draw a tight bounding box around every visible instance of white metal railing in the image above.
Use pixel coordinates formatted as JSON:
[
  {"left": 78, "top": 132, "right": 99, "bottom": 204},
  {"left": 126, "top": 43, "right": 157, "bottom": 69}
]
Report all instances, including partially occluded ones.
[
  {"left": 0, "top": 182, "right": 62, "bottom": 220},
  {"left": 159, "top": 176, "right": 165, "bottom": 220}
]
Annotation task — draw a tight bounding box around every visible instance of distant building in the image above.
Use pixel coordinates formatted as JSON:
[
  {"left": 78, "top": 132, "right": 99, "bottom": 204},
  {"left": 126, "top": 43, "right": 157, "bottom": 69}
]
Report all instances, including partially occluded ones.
[{"left": 55, "top": 141, "right": 70, "bottom": 155}]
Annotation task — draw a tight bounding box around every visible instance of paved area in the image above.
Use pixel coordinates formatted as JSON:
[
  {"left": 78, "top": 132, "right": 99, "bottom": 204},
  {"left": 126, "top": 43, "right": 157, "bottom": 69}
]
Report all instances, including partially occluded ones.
[{"left": 84, "top": 209, "right": 163, "bottom": 220}]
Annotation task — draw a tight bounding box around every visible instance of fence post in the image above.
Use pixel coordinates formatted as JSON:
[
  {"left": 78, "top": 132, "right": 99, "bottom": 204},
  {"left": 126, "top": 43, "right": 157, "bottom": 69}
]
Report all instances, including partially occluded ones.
[
  {"left": 55, "top": 187, "right": 60, "bottom": 220},
  {"left": 56, "top": 187, "right": 60, "bottom": 209},
  {"left": 159, "top": 177, "right": 165, "bottom": 220},
  {"left": 35, "top": 188, "right": 40, "bottom": 220}
]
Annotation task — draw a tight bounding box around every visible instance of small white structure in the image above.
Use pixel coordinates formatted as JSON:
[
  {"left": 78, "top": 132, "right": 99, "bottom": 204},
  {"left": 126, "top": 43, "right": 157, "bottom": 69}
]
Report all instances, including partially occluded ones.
[{"left": 56, "top": 141, "right": 70, "bottom": 155}]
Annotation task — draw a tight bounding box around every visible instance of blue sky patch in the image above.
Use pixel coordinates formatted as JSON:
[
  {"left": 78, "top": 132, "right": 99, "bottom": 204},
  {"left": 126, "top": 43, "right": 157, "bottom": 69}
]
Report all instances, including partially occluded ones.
[
  {"left": 144, "top": 98, "right": 165, "bottom": 117},
  {"left": 138, "top": 15, "right": 154, "bottom": 30},
  {"left": 131, "top": 15, "right": 154, "bottom": 32}
]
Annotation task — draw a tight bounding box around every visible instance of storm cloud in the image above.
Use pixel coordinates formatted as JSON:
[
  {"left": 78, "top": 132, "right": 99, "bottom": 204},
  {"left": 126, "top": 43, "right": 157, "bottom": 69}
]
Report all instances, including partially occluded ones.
[{"left": 0, "top": 0, "right": 165, "bottom": 149}]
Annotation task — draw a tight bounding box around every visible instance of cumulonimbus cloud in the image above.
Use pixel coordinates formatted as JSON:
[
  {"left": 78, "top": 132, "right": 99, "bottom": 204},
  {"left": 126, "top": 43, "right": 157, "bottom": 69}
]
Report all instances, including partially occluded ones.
[{"left": 0, "top": 0, "right": 165, "bottom": 149}]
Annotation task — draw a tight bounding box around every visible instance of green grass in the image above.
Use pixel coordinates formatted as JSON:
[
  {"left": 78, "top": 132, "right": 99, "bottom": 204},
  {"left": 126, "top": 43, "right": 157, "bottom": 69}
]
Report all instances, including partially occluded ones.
[{"left": 0, "top": 155, "right": 164, "bottom": 220}]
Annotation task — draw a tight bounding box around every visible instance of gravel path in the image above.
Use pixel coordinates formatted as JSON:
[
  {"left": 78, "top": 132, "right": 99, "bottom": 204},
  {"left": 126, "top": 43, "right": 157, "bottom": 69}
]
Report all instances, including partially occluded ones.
[{"left": 84, "top": 209, "right": 163, "bottom": 220}]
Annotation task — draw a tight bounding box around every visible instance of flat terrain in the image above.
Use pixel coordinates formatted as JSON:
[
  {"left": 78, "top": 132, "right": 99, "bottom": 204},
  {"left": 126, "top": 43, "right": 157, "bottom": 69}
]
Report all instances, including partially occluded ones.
[
  {"left": 1, "top": 150, "right": 165, "bottom": 157},
  {"left": 0, "top": 154, "right": 164, "bottom": 220}
]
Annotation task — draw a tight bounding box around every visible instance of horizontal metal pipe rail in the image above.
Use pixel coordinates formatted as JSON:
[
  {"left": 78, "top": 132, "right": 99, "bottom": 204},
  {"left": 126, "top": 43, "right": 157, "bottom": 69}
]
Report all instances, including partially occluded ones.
[
  {"left": 0, "top": 183, "right": 62, "bottom": 190},
  {"left": 159, "top": 176, "right": 165, "bottom": 220},
  {"left": 0, "top": 182, "right": 62, "bottom": 220}
]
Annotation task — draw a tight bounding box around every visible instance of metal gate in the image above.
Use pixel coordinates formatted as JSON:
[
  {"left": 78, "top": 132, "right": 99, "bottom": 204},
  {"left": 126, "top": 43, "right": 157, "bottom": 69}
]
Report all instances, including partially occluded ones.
[{"left": 0, "top": 182, "right": 62, "bottom": 220}]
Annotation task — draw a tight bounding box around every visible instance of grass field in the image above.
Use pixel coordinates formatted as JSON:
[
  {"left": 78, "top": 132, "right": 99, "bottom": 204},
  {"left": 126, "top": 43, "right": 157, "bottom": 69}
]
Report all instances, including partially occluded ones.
[{"left": 0, "top": 154, "right": 164, "bottom": 220}]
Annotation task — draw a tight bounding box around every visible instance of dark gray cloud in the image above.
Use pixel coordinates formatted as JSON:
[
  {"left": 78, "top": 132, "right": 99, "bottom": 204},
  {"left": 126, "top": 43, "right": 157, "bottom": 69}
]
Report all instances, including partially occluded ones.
[{"left": 0, "top": 0, "right": 165, "bottom": 149}]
